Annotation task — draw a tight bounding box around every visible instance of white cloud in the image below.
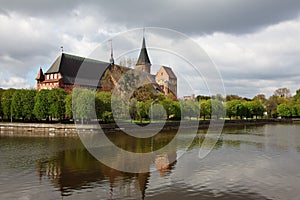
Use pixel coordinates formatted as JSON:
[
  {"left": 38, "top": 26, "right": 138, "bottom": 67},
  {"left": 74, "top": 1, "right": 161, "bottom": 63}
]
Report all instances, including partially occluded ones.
[
  {"left": 0, "top": 73, "right": 31, "bottom": 89},
  {"left": 196, "top": 17, "right": 300, "bottom": 97}
]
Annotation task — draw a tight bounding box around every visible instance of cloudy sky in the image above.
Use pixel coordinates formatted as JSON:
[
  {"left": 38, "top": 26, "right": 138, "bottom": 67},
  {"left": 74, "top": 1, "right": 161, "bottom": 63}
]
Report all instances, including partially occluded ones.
[{"left": 1, "top": 0, "right": 300, "bottom": 98}]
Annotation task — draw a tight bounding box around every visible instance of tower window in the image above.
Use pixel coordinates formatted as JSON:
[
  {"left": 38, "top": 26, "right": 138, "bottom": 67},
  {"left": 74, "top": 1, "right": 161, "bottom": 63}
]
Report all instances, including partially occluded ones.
[{"left": 161, "top": 72, "right": 163, "bottom": 76}]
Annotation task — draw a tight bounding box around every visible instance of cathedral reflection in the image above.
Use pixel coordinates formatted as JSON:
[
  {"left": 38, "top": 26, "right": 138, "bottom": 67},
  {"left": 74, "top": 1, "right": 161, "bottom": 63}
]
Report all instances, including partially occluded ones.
[{"left": 37, "top": 147, "right": 177, "bottom": 199}]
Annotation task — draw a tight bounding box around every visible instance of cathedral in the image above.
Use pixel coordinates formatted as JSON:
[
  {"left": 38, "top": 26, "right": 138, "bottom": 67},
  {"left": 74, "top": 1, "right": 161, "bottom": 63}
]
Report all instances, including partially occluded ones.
[{"left": 36, "top": 37, "right": 177, "bottom": 97}]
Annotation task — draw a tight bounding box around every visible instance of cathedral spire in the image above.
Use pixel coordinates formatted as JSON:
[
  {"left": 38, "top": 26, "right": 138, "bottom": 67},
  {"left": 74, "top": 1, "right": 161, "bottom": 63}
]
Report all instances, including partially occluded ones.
[
  {"left": 109, "top": 39, "right": 114, "bottom": 65},
  {"left": 136, "top": 34, "right": 151, "bottom": 73}
]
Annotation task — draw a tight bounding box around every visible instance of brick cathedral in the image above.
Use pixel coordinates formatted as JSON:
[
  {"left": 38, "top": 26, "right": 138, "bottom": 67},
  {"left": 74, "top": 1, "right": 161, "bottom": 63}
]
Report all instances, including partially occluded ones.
[{"left": 36, "top": 37, "right": 177, "bottom": 97}]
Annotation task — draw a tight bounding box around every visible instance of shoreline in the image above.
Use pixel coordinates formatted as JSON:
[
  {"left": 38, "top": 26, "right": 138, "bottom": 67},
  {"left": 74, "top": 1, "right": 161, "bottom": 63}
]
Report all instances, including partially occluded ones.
[{"left": 0, "top": 118, "right": 297, "bottom": 137}]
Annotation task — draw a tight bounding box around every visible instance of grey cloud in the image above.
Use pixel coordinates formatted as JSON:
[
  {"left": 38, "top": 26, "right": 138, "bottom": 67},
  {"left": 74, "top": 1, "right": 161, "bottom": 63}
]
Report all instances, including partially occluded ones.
[
  {"left": 1, "top": 0, "right": 300, "bottom": 34},
  {"left": 0, "top": 8, "right": 9, "bottom": 17}
]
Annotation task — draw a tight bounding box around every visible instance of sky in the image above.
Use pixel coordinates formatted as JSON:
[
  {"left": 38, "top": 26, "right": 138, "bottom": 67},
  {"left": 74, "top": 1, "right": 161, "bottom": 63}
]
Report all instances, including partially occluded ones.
[{"left": 1, "top": 0, "right": 300, "bottom": 98}]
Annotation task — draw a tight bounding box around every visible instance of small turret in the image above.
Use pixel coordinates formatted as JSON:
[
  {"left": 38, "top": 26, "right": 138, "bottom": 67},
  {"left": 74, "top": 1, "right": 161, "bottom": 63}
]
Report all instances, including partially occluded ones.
[{"left": 35, "top": 67, "right": 45, "bottom": 82}]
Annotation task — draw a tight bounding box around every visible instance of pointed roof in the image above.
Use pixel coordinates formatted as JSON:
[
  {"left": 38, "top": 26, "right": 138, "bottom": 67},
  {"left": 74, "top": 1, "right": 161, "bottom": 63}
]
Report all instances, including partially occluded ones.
[
  {"left": 136, "top": 37, "right": 151, "bottom": 66},
  {"left": 35, "top": 68, "right": 45, "bottom": 81},
  {"left": 160, "top": 66, "right": 177, "bottom": 79},
  {"left": 45, "top": 53, "right": 111, "bottom": 85}
]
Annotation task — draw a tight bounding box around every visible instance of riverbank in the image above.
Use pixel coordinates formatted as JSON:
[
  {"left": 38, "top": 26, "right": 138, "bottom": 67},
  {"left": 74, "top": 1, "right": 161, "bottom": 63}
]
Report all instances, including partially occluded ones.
[{"left": 0, "top": 118, "right": 296, "bottom": 137}]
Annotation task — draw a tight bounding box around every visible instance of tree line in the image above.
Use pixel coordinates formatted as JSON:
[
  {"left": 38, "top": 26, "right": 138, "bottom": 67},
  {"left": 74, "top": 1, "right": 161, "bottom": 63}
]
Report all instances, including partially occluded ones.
[{"left": 0, "top": 87, "right": 299, "bottom": 123}]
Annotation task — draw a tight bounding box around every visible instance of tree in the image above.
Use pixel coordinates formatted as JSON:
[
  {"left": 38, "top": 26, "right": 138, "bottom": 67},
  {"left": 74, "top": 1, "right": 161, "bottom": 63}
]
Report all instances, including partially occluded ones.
[
  {"left": 133, "top": 84, "right": 157, "bottom": 101},
  {"left": 291, "top": 104, "right": 300, "bottom": 117},
  {"left": 11, "top": 89, "right": 36, "bottom": 121},
  {"left": 277, "top": 104, "right": 292, "bottom": 117},
  {"left": 196, "top": 95, "right": 211, "bottom": 101},
  {"left": 1, "top": 89, "right": 15, "bottom": 120},
  {"left": 95, "top": 91, "right": 113, "bottom": 122},
  {"left": 129, "top": 98, "right": 138, "bottom": 122},
  {"left": 11, "top": 90, "right": 23, "bottom": 120},
  {"left": 65, "top": 93, "right": 73, "bottom": 119},
  {"left": 0, "top": 89, "right": 4, "bottom": 119},
  {"left": 199, "top": 100, "right": 210, "bottom": 120},
  {"left": 137, "top": 100, "right": 151, "bottom": 122},
  {"left": 293, "top": 89, "right": 300, "bottom": 103},
  {"left": 22, "top": 89, "right": 37, "bottom": 120},
  {"left": 226, "top": 100, "right": 245, "bottom": 119},
  {"left": 211, "top": 99, "right": 226, "bottom": 119},
  {"left": 250, "top": 100, "right": 265, "bottom": 119},
  {"left": 34, "top": 89, "right": 50, "bottom": 120},
  {"left": 161, "top": 96, "right": 174, "bottom": 119},
  {"left": 181, "top": 100, "right": 199, "bottom": 120},
  {"left": 253, "top": 94, "right": 267, "bottom": 105},
  {"left": 119, "top": 57, "right": 136, "bottom": 68},
  {"left": 274, "top": 88, "right": 291, "bottom": 98},
  {"left": 48, "top": 88, "right": 67, "bottom": 120},
  {"left": 168, "top": 101, "right": 181, "bottom": 120},
  {"left": 72, "top": 88, "right": 95, "bottom": 123},
  {"left": 266, "top": 95, "right": 279, "bottom": 118},
  {"left": 150, "top": 103, "right": 167, "bottom": 120},
  {"left": 212, "top": 94, "right": 224, "bottom": 101},
  {"left": 226, "top": 94, "right": 243, "bottom": 101}
]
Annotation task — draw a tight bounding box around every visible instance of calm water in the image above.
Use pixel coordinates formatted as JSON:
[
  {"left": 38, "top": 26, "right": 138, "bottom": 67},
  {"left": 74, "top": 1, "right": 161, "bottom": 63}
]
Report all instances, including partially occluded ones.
[{"left": 1, "top": 124, "right": 300, "bottom": 200}]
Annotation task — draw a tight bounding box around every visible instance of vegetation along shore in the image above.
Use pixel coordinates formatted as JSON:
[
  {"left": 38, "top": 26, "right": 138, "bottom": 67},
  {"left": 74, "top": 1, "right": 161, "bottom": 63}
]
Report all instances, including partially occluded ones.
[{"left": 0, "top": 87, "right": 300, "bottom": 126}]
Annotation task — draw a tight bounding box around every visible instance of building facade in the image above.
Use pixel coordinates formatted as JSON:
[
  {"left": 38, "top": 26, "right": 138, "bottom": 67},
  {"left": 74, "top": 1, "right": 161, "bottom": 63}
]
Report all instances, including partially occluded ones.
[{"left": 155, "top": 66, "right": 177, "bottom": 97}]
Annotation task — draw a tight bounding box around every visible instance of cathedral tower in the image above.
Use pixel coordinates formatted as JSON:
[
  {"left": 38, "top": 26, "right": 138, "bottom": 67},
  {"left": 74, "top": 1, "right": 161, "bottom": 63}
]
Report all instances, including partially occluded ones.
[{"left": 136, "top": 37, "right": 151, "bottom": 73}]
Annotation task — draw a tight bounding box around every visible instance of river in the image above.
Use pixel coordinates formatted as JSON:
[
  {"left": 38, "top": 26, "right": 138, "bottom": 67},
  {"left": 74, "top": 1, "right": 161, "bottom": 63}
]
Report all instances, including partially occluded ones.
[{"left": 0, "top": 123, "right": 300, "bottom": 199}]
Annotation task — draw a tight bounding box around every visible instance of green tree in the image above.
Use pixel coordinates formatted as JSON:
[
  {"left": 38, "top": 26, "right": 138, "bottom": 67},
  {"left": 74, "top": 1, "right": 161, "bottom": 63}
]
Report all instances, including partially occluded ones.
[
  {"left": 11, "top": 89, "right": 23, "bottom": 120},
  {"left": 226, "top": 100, "right": 244, "bottom": 119},
  {"left": 11, "top": 89, "right": 36, "bottom": 121},
  {"left": 161, "top": 96, "right": 174, "bottom": 119},
  {"left": 291, "top": 104, "right": 300, "bottom": 117},
  {"left": 22, "top": 89, "right": 37, "bottom": 120},
  {"left": 181, "top": 100, "right": 199, "bottom": 120},
  {"left": 253, "top": 94, "right": 267, "bottom": 106},
  {"left": 150, "top": 103, "right": 166, "bottom": 120},
  {"left": 1, "top": 89, "right": 15, "bottom": 120},
  {"left": 244, "top": 100, "right": 265, "bottom": 119},
  {"left": 266, "top": 95, "right": 279, "bottom": 118},
  {"left": 210, "top": 99, "right": 226, "bottom": 119},
  {"left": 65, "top": 93, "right": 73, "bottom": 119},
  {"left": 137, "top": 100, "right": 151, "bottom": 122},
  {"left": 129, "top": 98, "right": 138, "bottom": 122},
  {"left": 226, "top": 94, "right": 243, "bottom": 101},
  {"left": 277, "top": 104, "right": 292, "bottom": 117},
  {"left": 0, "top": 89, "right": 4, "bottom": 119},
  {"left": 72, "top": 88, "right": 95, "bottom": 123},
  {"left": 168, "top": 101, "right": 181, "bottom": 120},
  {"left": 196, "top": 95, "right": 211, "bottom": 101},
  {"left": 95, "top": 91, "right": 112, "bottom": 122},
  {"left": 48, "top": 88, "right": 67, "bottom": 120},
  {"left": 293, "top": 89, "right": 300, "bottom": 102},
  {"left": 34, "top": 89, "right": 50, "bottom": 120},
  {"left": 199, "top": 100, "right": 210, "bottom": 120}
]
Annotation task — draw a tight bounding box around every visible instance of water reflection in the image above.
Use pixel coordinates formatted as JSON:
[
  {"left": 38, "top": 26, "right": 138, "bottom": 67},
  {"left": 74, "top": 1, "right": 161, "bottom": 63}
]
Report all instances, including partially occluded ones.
[
  {"left": 37, "top": 146, "right": 177, "bottom": 199},
  {"left": 1, "top": 124, "right": 300, "bottom": 199}
]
